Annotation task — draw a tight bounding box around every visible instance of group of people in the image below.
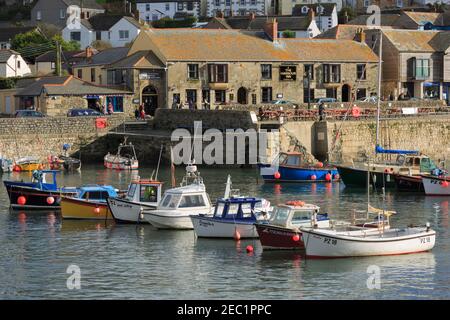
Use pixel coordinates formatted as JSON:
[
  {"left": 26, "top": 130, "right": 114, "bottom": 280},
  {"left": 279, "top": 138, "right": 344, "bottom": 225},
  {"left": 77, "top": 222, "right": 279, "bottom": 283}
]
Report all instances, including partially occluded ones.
[
  {"left": 171, "top": 99, "right": 211, "bottom": 110},
  {"left": 134, "top": 105, "right": 146, "bottom": 120},
  {"left": 94, "top": 101, "right": 115, "bottom": 115}
]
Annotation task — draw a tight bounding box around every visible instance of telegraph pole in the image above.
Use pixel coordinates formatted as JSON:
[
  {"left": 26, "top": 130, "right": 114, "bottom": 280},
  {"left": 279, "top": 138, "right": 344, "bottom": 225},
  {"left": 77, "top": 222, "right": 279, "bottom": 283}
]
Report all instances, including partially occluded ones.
[{"left": 55, "top": 41, "right": 62, "bottom": 77}]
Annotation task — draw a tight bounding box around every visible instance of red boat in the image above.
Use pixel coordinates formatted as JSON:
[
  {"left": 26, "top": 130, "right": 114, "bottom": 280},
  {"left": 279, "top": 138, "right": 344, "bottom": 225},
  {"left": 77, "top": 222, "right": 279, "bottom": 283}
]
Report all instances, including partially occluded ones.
[{"left": 255, "top": 201, "right": 330, "bottom": 250}]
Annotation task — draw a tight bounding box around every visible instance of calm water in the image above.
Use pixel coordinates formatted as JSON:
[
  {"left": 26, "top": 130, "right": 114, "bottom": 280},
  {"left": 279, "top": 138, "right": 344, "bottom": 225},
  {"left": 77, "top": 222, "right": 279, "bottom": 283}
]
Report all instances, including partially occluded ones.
[{"left": 0, "top": 166, "right": 449, "bottom": 300}]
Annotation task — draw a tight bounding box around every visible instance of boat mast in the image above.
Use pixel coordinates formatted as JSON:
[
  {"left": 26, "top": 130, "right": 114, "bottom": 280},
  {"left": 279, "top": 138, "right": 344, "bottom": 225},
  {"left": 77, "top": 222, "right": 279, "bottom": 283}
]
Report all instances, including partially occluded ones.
[
  {"left": 375, "top": 29, "right": 383, "bottom": 149},
  {"left": 367, "top": 157, "right": 370, "bottom": 220}
]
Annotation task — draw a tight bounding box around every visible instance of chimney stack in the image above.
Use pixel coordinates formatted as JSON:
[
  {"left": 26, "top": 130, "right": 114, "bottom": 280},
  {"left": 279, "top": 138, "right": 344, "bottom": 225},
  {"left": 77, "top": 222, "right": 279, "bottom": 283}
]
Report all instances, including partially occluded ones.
[
  {"left": 308, "top": 7, "right": 315, "bottom": 22},
  {"left": 264, "top": 18, "right": 278, "bottom": 42},
  {"left": 249, "top": 12, "right": 255, "bottom": 20},
  {"left": 85, "top": 46, "right": 93, "bottom": 59},
  {"left": 216, "top": 10, "right": 224, "bottom": 19},
  {"left": 355, "top": 28, "right": 366, "bottom": 43}
]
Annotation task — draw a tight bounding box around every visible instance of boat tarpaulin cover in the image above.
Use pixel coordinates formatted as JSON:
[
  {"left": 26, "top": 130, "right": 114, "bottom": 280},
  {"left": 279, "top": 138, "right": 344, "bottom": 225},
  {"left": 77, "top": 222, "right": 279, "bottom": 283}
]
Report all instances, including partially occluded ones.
[{"left": 375, "top": 145, "right": 418, "bottom": 155}]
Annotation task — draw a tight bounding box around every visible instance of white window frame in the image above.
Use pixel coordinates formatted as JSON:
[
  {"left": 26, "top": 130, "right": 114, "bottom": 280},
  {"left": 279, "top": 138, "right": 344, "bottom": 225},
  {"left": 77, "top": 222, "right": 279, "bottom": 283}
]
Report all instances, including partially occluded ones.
[
  {"left": 36, "top": 10, "right": 41, "bottom": 20},
  {"left": 165, "top": 3, "right": 170, "bottom": 11},
  {"left": 146, "top": 4, "right": 150, "bottom": 11},
  {"left": 60, "top": 9, "right": 65, "bottom": 19},
  {"left": 396, "top": 0, "right": 403, "bottom": 7},
  {"left": 119, "top": 30, "right": 130, "bottom": 40}
]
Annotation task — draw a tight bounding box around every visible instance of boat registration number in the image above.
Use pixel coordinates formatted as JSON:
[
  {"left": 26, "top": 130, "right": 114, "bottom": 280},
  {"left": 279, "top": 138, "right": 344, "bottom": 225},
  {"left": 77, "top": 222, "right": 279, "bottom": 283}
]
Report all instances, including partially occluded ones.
[
  {"left": 323, "top": 237, "right": 337, "bottom": 245},
  {"left": 420, "top": 237, "right": 431, "bottom": 244}
]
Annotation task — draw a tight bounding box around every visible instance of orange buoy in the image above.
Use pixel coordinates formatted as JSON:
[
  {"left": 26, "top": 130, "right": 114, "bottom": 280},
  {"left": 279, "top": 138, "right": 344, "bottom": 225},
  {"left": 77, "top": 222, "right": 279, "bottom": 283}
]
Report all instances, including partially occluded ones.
[
  {"left": 246, "top": 245, "right": 254, "bottom": 253},
  {"left": 310, "top": 174, "right": 317, "bottom": 181},
  {"left": 325, "top": 173, "right": 332, "bottom": 181},
  {"left": 292, "top": 234, "right": 300, "bottom": 242},
  {"left": 442, "top": 181, "right": 449, "bottom": 188},
  {"left": 46, "top": 196, "right": 55, "bottom": 205},
  {"left": 233, "top": 230, "right": 241, "bottom": 241},
  {"left": 274, "top": 171, "right": 281, "bottom": 179},
  {"left": 17, "top": 196, "right": 26, "bottom": 205},
  {"left": 316, "top": 162, "right": 324, "bottom": 168},
  {"left": 94, "top": 207, "right": 101, "bottom": 214},
  {"left": 13, "top": 165, "right": 21, "bottom": 172}
]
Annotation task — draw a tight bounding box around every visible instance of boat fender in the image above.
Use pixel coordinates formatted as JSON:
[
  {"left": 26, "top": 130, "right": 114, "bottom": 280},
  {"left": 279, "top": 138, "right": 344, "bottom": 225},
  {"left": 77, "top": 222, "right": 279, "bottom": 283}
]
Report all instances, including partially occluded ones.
[
  {"left": 46, "top": 196, "right": 55, "bottom": 205},
  {"left": 274, "top": 172, "right": 281, "bottom": 179},
  {"left": 441, "top": 181, "right": 449, "bottom": 188},
  {"left": 292, "top": 234, "right": 300, "bottom": 242},
  {"left": 310, "top": 175, "right": 317, "bottom": 181},
  {"left": 325, "top": 173, "right": 332, "bottom": 182},
  {"left": 17, "top": 196, "right": 26, "bottom": 206}
]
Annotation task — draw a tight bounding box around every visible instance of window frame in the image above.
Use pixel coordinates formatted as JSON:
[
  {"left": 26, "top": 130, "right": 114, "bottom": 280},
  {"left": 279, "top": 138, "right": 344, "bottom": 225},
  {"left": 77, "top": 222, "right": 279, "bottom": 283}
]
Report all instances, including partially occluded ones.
[
  {"left": 208, "top": 64, "right": 228, "bottom": 83},
  {"left": 187, "top": 64, "right": 199, "bottom": 80},
  {"left": 261, "top": 87, "right": 273, "bottom": 103},
  {"left": 261, "top": 64, "right": 272, "bottom": 80},
  {"left": 357, "top": 64, "right": 367, "bottom": 80}
]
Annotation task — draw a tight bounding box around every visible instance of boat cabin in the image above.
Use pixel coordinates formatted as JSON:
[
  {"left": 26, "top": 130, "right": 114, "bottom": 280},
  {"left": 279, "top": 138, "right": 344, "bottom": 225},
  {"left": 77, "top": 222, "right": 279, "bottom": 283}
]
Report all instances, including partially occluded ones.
[
  {"left": 277, "top": 152, "right": 305, "bottom": 167},
  {"left": 158, "top": 184, "right": 211, "bottom": 210},
  {"left": 395, "top": 154, "right": 437, "bottom": 174},
  {"left": 31, "top": 170, "right": 59, "bottom": 191},
  {"left": 213, "top": 197, "right": 262, "bottom": 221},
  {"left": 269, "top": 202, "right": 329, "bottom": 229},
  {"left": 126, "top": 179, "right": 163, "bottom": 205},
  {"left": 76, "top": 185, "right": 118, "bottom": 202}
]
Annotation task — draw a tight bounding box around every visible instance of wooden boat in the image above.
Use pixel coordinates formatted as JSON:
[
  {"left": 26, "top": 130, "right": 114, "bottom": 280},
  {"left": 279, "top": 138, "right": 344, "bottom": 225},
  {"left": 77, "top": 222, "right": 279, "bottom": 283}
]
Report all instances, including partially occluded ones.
[
  {"left": 104, "top": 139, "right": 138, "bottom": 170},
  {"left": 3, "top": 170, "right": 78, "bottom": 209},
  {"left": 394, "top": 174, "right": 424, "bottom": 192},
  {"left": 259, "top": 152, "right": 339, "bottom": 183},
  {"left": 49, "top": 155, "right": 81, "bottom": 171},
  {"left": 191, "top": 197, "right": 271, "bottom": 239},
  {"left": 108, "top": 178, "right": 163, "bottom": 224},
  {"left": 143, "top": 164, "right": 213, "bottom": 229},
  {"left": 421, "top": 175, "right": 450, "bottom": 196},
  {"left": 13, "top": 156, "right": 42, "bottom": 172},
  {"left": 255, "top": 201, "right": 331, "bottom": 250},
  {"left": 61, "top": 185, "right": 119, "bottom": 220},
  {"left": 301, "top": 222, "right": 436, "bottom": 258}
]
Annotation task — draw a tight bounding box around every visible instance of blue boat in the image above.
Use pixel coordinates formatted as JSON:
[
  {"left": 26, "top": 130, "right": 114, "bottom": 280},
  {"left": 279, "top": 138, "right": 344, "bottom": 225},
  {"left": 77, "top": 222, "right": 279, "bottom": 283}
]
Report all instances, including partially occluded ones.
[
  {"left": 3, "top": 170, "right": 78, "bottom": 209},
  {"left": 258, "top": 152, "right": 339, "bottom": 183}
]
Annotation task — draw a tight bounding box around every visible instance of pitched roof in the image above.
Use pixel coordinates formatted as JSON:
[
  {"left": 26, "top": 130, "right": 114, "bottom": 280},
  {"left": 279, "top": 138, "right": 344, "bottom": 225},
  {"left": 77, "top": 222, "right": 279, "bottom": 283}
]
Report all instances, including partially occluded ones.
[
  {"left": 0, "top": 26, "right": 37, "bottom": 42},
  {"left": 401, "top": 11, "right": 443, "bottom": 26},
  {"left": 293, "top": 3, "right": 336, "bottom": 17},
  {"left": 62, "top": 0, "right": 104, "bottom": 10},
  {"left": 107, "top": 50, "right": 164, "bottom": 69},
  {"left": 224, "top": 16, "right": 313, "bottom": 31},
  {"left": 15, "top": 76, "right": 131, "bottom": 96},
  {"left": 0, "top": 49, "right": 21, "bottom": 63},
  {"left": 316, "top": 24, "right": 391, "bottom": 40},
  {"left": 348, "top": 14, "right": 401, "bottom": 26},
  {"left": 75, "top": 47, "right": 130, "bottom": 67},
  {"left": 83, "top": 15, "right": 124, "bottom": 31},
  {"left": 382, "top": 30, "right": 444, "bottom": 52},
  {"left": 35, "top": 50, "right": 94, "bottom": 62},
  {"left": 141, "top": 29, "right": 378, "bottom": 62}
]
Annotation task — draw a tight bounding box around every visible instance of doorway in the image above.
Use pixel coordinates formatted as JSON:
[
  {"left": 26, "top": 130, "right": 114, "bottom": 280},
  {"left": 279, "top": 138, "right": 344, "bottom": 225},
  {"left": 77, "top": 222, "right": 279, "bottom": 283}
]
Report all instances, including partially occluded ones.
[
  {"left": 142, "top": 86, "right": 158, "bottom": 116},
  {"left": 342, "top": 84, "right": 351, "bottom": 102},
  {"left": 237, "top": 87, "right": 247, "bottom": 104}
]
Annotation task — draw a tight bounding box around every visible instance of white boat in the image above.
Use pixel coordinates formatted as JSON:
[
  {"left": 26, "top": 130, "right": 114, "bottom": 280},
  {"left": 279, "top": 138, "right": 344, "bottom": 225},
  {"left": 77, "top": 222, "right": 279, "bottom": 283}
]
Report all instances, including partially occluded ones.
[
  {"left": 0, "top": 156, "right": 13, "bottom": 173},
  {"left": 421, "top": 175, "right": 450, "bottom": 196},
  {"left": 143, "top": 164, "right": 213, "bottom": 229},
  {"left": 301, "top": 211, "right": 436, "bottom": 258},
  {"left": 104, "top": 138, "right": 138, "bottom": 170},
  {"left": 107, "top": 178, "right": 163, "bottom": 224}
]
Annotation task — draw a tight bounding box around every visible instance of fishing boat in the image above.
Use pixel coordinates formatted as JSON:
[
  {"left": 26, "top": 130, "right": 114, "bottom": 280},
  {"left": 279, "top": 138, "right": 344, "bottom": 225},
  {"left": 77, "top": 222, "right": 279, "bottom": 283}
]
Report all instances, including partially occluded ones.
[
  {"left": 61, "top": 185, "right": 119, "bottom": 220},
  {"left": 108, "top": 178, "right": 163, "bottom": 224},
  {"left": 13, "top": 156, "right": 42, "bottom": 172},
  {"left": 0, "top": 156, "right": 13, "bottom": 173},
  {"left": 301, "top": 218, "right": 436, "bottom": 258},
  {"left": 255, "top": 201, "right": 331, "bottom": 250},
  {"left": 394, "top": 174, "right": 424, "bottom": 192},
  {"left": 3, "top": 170, "right": 78, "bottom": 209},
  {"left": 142, "top": 164, "right": 213, "bottom": 229},
  {"left": 259, "top": 152, "right": 339, "bottom": 182},
  {"left": 421, "top": 174, "right": 450, "bottom": 196},
  {"left": 104, "top": 138, "right": 138, "bottom": 170},
  {"left": 48, "top": 144, "right": 81, "bottom": 171}
]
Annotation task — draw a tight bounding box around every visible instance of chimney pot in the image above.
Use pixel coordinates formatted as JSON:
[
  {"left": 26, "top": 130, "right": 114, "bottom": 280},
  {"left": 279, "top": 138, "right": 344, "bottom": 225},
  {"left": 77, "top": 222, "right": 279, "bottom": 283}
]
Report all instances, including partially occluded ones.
[{"left": 264, "top": 18, "right": 278, "bottom": 42}]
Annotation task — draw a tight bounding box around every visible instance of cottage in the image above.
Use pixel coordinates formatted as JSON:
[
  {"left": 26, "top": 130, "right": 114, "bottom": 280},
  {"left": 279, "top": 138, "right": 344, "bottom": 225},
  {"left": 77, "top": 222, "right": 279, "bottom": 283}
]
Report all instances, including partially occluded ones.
[
  {"left": 35, "top": 49, "right": 96, "bottom": 75},
  {"left": 293, "top": 3, "right": 338, "bottom": 32},
  {"left": 14, "top": 75, "right": 133, "bottom": 116},
  {"left": 30, "top": 0, "right": 105, "bottom": 29},
  {"left": 0, "top": 49, "right": 32, "bottom": 78},
  {"left": 107, "top": 22, "right": 378, "bottom": 115},
  {"left": 62, "top": 14, "right": 142, "bottom": 49},
  {"left": 136, "top": 0, "right": 201, "bottom": 22}
]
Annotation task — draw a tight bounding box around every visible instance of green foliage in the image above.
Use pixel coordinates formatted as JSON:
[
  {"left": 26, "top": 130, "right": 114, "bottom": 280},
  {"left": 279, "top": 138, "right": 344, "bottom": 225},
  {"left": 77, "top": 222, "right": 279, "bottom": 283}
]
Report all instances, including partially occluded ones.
[
  {"left": 52, "top": 35, "right": 81, "bottom": 51},
  {"left": 338, "top": 6, "right": 357, "bottom": 24},
  {"left": 282, "top": 30, "right": 296, "bottom": 38},
  {"left": 10, "top": 30, "right": 48, "bottom": 51},
  {"left": 152, "top": 17, "right": 198, "bottom": 28},
  {"left": 0, "top": 77, "right": 17, "bottom": 90},
  {"left": 92, "top": 40, "right": 113, "bottom": 50}
]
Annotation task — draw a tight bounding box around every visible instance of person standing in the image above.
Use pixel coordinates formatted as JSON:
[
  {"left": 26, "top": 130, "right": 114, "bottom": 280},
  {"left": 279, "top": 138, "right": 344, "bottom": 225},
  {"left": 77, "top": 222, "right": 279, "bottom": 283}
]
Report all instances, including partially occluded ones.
[
  {"left": 318, "top": 102, "right": 325, "bottom": 121},
  {"left": 108, "top": 102, "right": 114, "bottom": 115}
]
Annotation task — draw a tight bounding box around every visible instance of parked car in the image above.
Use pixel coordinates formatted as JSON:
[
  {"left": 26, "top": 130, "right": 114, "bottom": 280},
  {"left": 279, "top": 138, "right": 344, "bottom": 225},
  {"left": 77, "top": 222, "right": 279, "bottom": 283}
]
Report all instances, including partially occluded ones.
[
  {"left": 314, "top": 98, "right": 337, "bottom": 104},
  {"left": 67, "top": 108, "right": 103, "bottom": 117},
  {"left": 271, "top": 100, "right": 299, "bottom": 107},
  {"left": 14, "top": 110, "right": 46, "bottom": 118}
]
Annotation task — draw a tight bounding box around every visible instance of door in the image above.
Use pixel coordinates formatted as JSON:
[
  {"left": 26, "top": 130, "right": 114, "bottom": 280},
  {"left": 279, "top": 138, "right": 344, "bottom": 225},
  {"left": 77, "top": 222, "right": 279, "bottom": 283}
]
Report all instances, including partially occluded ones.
[
  {"left": 142, "top": 86, "right": 158, "bottom": 116},
  {"left": 5, "top": 96, "right": 11, "bottom": 114},
  {"left": 342, "top": 84, "right": 351, "bottom": 102},
  {"left": 237, "top": 87, "right": 247, "bottom": 104}
]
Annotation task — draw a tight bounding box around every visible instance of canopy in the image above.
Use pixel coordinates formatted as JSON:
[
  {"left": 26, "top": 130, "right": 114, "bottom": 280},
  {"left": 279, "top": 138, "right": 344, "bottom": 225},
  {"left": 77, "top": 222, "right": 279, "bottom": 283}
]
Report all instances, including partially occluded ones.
[
  {"left": 375, "top": 145, "right": 418, "bottom": 155},
  {"left": 368, "top": 205, "right": 396, "bottom": 217}
]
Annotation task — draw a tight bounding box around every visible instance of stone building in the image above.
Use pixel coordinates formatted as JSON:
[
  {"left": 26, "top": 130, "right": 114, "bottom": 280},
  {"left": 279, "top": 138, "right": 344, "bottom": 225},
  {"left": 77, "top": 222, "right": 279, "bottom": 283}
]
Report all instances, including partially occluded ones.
[{"left": 103, "top": 22, "right": 378, "bottom": 115}]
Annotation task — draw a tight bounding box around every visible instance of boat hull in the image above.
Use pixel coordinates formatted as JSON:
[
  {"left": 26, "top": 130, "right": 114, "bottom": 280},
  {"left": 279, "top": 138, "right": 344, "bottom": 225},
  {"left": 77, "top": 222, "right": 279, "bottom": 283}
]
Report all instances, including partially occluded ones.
[
  {"left": 302, "top": 228, "right": 436, "bottom": 258},
  {"left": 104, "top": 157, "right": 138, "bottom": 170},
  {"left": 335, "top": 165, "right": 397, "bottom": 189},
  {"left": 255, "top": 224, "right": 304, "bottom": 250},
  {"left": 394, "top": 174, "right": 424, "bottom": 192},
  {"left": 143, "top": 212, "right": 198, "bottom": 229},
  {"left": 259, "top": 164, "right": 339, "bottom": 183},
  {"left": 14, "top": 163, "right": 42, "bottom": 172},
  {"left": 4, "top": 183, "right": 77, "bottom": 209},
  {"left": 61, "top": 197, "right": 112, "bottom": 220},
  {"left": 107, "top": 197, "right": 156, "bottom": 224},
  {"left": 422, "top": 176, "right": 450, "bottom": 196},
  {"left": 191, "top": 216, "right": 258, "bottom": 238}
]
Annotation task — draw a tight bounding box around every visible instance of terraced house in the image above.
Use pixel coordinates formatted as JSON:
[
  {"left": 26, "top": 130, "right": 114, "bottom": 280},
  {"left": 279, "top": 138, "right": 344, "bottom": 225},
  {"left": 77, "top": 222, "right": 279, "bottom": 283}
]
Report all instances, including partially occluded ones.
[{"left": 100, "top": 22, "right": 378, "bottom": 115}]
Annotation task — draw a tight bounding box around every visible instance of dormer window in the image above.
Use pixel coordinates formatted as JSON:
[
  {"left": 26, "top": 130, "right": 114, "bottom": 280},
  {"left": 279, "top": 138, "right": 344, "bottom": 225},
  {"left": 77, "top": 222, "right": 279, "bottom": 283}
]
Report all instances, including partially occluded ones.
[
  {"left": 301, "top": 6, "right": 308, "bottom": 14},
  {"left": 316, "top": 5, "right": 324, "bottom": 14}
]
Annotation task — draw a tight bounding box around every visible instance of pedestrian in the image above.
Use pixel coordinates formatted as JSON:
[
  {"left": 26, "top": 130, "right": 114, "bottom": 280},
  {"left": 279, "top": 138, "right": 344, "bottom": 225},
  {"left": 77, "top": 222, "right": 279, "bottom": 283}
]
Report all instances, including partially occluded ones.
[
  {"left": 318, "top": 102, "right": 325, "bottom": 121},
  {"left": 108, "top": 102, "right": 114, "bottom": 115},
  {"left": 139, "top": 104, "right": 145, "bottom": 120},
  {"left": 172, "top": 99, "right": 178, "bottom": 109},
  {"left": 188, "top": 99, "right": 193, "bottom": 110},
  {"left": 134, "top": 106, "right": 140, "bottom": 120},
  {"left": 103, "top": 103, "right": 107, "bottom": 115}
]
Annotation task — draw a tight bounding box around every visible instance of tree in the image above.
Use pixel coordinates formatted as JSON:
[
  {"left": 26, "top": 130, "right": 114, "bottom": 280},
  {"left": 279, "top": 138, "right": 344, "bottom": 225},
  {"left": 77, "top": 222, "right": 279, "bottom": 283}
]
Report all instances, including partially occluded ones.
[
  {"left": 38, "top": 23, "right": 61, "bottom": 39},
  {"left": 52, "top": 35, "right": 80, "bottom": 51},
  {"left": 338, "top": 7, "right": 357, "bottom": 24},
  {"left": 92, "top": 40, "right": 112, "bottom": 51},
  {"left": 10, "top": 30, "right": 47, "bottom": 51},
  {"left": 282, "top": 30, "right": 296, "bottom": 38}
]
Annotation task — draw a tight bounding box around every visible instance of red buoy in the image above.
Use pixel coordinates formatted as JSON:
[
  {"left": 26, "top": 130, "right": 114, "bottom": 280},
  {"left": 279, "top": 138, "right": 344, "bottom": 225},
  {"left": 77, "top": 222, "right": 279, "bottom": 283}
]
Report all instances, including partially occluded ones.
[
  {"left": 325, "top": 173, "right": 332, "bottom": 181},
  {"left": 274, "top": 171, "right": 281, "bottom": 179},
  {"left": 292, "top": 234, "right": 300, "bottom": 242},
  {"left": 316, "top": 162, "right": 324, "bottom": 168},
  {"left": 17, "top": 196, "right": 26, "bottom": 206},
  {"left": 246, "top": 245, "right": 254, "bottom": 253},
  {"left": 442, "top": 181, "right": 449, "bottom": 188},
  {"left": 13, "top": 165, "right": 21, "bottom": 172},
  {"left": 310, "top": 174, "right": 317, "bottom": 181},
  {"left": 94, "top": 207, "right": 101, "bottom": 214},
  {"left": 46, "top": 196, "right": 55, "bottom": 205}
]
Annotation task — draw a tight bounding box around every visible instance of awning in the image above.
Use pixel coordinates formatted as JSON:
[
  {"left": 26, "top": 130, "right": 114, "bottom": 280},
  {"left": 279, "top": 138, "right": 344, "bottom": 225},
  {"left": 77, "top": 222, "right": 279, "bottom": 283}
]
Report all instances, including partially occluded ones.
[{"left": 423, "top": 82, "right": 440, "bottom": 87}]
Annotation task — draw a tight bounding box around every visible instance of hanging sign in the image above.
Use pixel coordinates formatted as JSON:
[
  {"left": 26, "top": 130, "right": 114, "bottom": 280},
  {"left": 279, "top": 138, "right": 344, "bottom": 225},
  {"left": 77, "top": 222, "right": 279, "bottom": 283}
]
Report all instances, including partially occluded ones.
[{"left": 280, "top": 66, "right": 297, "bottom": 81}]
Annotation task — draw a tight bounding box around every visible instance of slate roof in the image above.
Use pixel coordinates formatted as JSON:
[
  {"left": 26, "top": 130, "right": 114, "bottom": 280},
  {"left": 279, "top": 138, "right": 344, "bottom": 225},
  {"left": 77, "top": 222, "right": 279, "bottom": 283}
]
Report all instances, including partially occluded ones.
[
  {"left": 80, "top": 15, "right": 141, "bottom": 31},
  {"left": 0, "top": 26, "right": 37, "bottom": 42},
  {"left": 382, "top": 30, "right": 447, "bottom": 52},
  {"left": 35, "top": 50, "right": 94, "bottom": 63},
  {"left": 316, "top": 24, "right": 391, "bottom": 40},
  {"left": 348, "top": 14, "right": 401, "bottom": 26},
  {"left": 401, "top": 11, "right": 443, "bottom": 26},
  {"left": 0, "top": 49, "right": 20, "bottom": 63},
  {"left": 75, "top": 47, "right": 130, "bottom": 67},
  {"left": 15, "top": 76, "right": 131, "bottom": 96},
  {"left": 62, "top": 0, "right": 104, "bottom": 10},
  {"left": 141, "top": 29, "right": 378, "bottom": 62},
  {"left": 293, "top": 3, "right": 336, "bottom": 17},
  {"left": 224, "top": 16, "right": 313, "bottom": 31},
  {"left": 107, "top": 50, "right": 164, "bottom": 69}
]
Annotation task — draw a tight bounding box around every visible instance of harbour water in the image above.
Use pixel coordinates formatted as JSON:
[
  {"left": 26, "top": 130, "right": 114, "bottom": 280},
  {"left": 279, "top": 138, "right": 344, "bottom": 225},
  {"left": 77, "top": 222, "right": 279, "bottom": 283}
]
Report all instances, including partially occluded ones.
[{"left": 0, "top": 166, "right": 449, "bottom": 299}]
